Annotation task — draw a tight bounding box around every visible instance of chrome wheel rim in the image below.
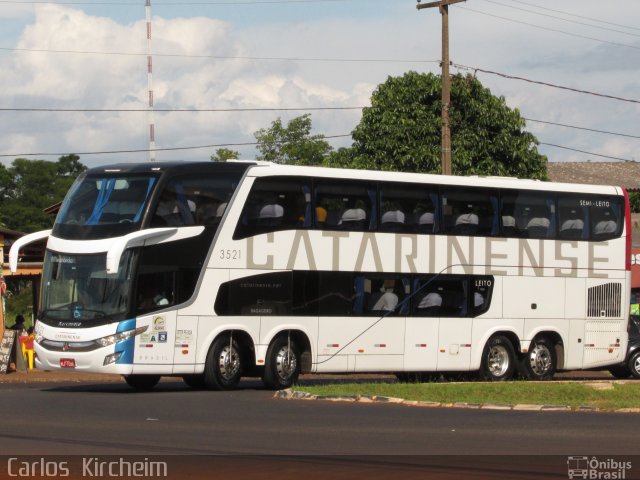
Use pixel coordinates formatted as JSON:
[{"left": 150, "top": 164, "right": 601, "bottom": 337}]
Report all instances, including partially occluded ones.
[
  {"left": 218, "top": 345, "right": 240, "bottom": 380},
  {"left": 275, "top": 345, "right": 297, "bottom": 381},
  {"left": 487, "top": 345, "right": 510, "bottom": 377},
  {"left": 529, "top": 343, "right": 552, "bottom": 376},
  {"left": 633, "top": 355, "right": 640, "bottom": 376}
]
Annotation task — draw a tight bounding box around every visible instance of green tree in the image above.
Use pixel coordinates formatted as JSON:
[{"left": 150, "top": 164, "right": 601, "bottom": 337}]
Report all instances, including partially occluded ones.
[
  {"left": 0, "top": 155, "right": 87, "bottom": 232},
  {"left": 630, "top": 192, "right": 640, "bottom": 213},
  {"left": 254, "top": 114, "right": 333, "bottom": 165},
  {"left": 210, "top": 148, "right": 240, "bottom": 162},
  {"left": 326, "top": 71, "right": 547, "bottom": 179}
]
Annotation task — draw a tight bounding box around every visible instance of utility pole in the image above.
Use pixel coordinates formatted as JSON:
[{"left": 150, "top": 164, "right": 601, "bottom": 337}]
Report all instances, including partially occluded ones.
[{"left": 416, "top": 0, "right": 465, "bottom": 175}]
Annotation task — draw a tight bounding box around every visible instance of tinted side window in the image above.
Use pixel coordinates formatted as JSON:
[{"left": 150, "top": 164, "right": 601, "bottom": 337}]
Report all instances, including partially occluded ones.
[
  {"left": 151, "top": 174, "right": 240, "bottom": 228},
  {"left": 590, "top": 196, "right": 623, "bottom": 241},
  {"left": 379, "top": 183, "right": 439, "bottom": 234},
  {"left": 501, "top": 191, "right": 555, "bottom": 239},
  {"left": 558, "top": 196, "right": 587, "bottom": 240},
  {"left": 354, "top": 274, "right": 410, "bottom": 316},
  {"left": 471, "top": 276, "right": 493, "bottom": 316},
  {"left": 441, "top": 188, "right": 498, "bottom": 236},
  {"left": 413, "top": 275, "right": 468, "bottom": 317},
  {"left": 317, "top": 272, "right": 354, "bottom": 316},
  {"left": 234, "top": 176, "right": 310, "bottom": 240},
  {"left": 316, "top": 181, "right": 375, "bottom": 231},
  {"left": 214, "top": 271, "right": 292, "bottom": 315},
  {"left": 134, "top": 237, "right": 206, "bottom": 315}
]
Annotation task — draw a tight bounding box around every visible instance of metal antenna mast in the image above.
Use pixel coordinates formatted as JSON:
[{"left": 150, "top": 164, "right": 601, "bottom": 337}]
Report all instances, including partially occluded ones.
[{"left": 146, "top": 0, "right": 156, "bottom": 161}]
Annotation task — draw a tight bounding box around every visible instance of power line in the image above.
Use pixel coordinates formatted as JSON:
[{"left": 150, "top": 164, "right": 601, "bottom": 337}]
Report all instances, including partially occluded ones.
[
  {"left": 1, "top": 134, "right": 636, "bottom": 163},
  {"left": 2, "top": 104, "right": 638, "bottom": 142},
  {"left": 455, "top": 5, "right": 640, "bottom": 52},
  {"left": 509, "top": 0, "right": 640, "bottom": 33},
  {"left": 478, "top": 0, "right": 640, "bottom": 39},
  {"left": 453, "top": 63, "right": 640, "bottom": 105},
  {"left": 0, "top": 0, "right": 351, "bottom": 4},
  {"left": 0, "top": 106, "right": 365, "bottom": 112},
  {"left": 0, "top": 134, "right": 352, "bottom": 157},
  {"left": 523, "top": 118, "right": 640, "bottom": 141},
  {"left": 0, "top": 46, "right": 440, "bottom": 64},
  {"left": 539, "top": 143, "right": 636, "bottom": 163}
]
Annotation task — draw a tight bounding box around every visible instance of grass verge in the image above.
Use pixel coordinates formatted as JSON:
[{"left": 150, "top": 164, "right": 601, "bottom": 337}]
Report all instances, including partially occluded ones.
[{"left": 293, "top": 381, "right": 640, "bottom": 410}]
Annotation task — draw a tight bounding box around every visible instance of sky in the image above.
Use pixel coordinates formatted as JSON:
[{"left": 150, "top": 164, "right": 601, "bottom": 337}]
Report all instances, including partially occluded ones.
[{"left": 0, "top": 0, "right": 638, "bottom": 168}]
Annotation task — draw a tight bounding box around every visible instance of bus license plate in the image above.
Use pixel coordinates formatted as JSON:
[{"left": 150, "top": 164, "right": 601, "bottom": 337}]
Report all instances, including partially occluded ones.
[{"left": 60, "top": 358, "right": 76, "bottom": 368}]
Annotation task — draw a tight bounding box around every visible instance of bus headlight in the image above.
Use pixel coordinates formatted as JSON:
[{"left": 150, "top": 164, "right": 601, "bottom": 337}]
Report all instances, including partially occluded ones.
[{"left": 95, "top": 326, "right": 148, "bottom": 348}]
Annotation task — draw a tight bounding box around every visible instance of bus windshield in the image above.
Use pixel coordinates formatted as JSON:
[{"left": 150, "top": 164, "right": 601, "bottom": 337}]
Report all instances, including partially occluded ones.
[{"left": 41, "top": 251, "right": 137, "bottom": 326}]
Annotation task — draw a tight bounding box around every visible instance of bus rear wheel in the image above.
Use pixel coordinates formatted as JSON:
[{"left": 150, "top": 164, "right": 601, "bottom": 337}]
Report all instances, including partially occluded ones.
[
  {"left": 262, "top": 336, "right": 300, "bottom": 390},
  {"left": 124, "top": 374, "right": 161, "bottom": 391},
  {"left": 480, "top": 335, "right": 516, "bottom": 381},
  {"left": 520, "top": 337, "right": 556, "bottom": 380},
  {"left": 204, "top": 336, "right": 242, "bottom": 390}
]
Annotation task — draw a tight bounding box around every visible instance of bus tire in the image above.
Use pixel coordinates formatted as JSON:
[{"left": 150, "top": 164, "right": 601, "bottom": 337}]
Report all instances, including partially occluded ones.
[
  {"left": 182, "top": 374, "right": 206, "bottom": 389},
  {"left": 262, "top": 336, "right": 301, "bottom": 390},
  {"left": 124, "top": 374, "right": 161, "bottom": 391},
  {"left": 628, "top": 351, "right": 640, "bottom": 379},
  {"left": 204, "top": 336, "right": 242, "bottom": 391},
  {"left": 520, "top": 337, "right": 556, "bottom": 380},
  {"left": 480, "top": 335, "right": 516, "bottom": 381}
]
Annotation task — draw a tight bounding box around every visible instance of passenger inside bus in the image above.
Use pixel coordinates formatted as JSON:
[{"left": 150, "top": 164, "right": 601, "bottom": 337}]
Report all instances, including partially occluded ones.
[
  {"left": 340, "top": 200, "right": 369, "bottom": 230},
  {"left": 559, "top": 208, "right": 585, "bottom": 239},
  {"left": 417, "top": 211, "right": 435, "bottom": 233},
  {"left": 370, "top": 279, "right": 400, "bottom": 313},
  {"left": 501, "top": 215, "right": 517, "bottom": 236},
  {"left": 592, "top": 210, "right": 617, "bottom": 238},
  {"left": 380, "top": 210, "right": 405, "bottom": 232},
  {"left": 525, "top": 206, "right": 551, "bottom": 237},
  {"left": 416, "top": 292, "right": 442, "bottom": 316},
  {"left": 256, "top": 203, "right": 284, "bottom": 227},
  {"left": 315, "top": 206, "right": 327, "bottom": 228},
  {"left": 453, "top": 209, "right": 479, "bottom": 235}
]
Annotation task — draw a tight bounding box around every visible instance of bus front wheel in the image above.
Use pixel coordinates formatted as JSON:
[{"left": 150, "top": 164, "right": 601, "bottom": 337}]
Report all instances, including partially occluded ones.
[
  {"left": 204, "top": 336, "right": 242, "bottom": 390},
  {"left": 480, "top": 335, "right": 516, "bottom": 381},
  {"left": 124, "top": 374, "right": 161, "bottom": 391},
  {"left": 262, "top": 336, "right": 301, "bottom": 390},
  {"left": 520, "top": 337, "right": 557, "bottom": 380}
]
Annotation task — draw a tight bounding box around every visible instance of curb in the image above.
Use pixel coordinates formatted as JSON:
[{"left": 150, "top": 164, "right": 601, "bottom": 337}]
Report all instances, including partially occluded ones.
[{"left": 274, "top": 389, "right": 638, "bottom": 413}]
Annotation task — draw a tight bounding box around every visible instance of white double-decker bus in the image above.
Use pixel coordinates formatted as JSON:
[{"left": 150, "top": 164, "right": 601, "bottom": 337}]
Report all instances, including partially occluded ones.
[{"left": 10, "top": 161, "right": 631, "bottom": 390}]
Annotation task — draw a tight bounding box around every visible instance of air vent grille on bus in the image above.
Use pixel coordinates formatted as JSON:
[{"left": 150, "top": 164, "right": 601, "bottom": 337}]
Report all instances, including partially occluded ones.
[{"left": 587, "top": 282, "right": 622, "bottom": 318}]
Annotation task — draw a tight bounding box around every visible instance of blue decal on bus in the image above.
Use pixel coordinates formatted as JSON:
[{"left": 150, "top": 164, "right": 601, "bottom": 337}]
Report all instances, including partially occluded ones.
[{"left": 115, "top": 319, "right": 137, "bottom": 364}]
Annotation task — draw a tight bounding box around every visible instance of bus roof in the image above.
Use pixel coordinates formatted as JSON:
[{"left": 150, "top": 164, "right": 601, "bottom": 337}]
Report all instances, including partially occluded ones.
[
  {"left": 244, "top": 162, "right": 622, "bottom": 196},
  {"left": 84, "top": 160, "right": 622, "bottom": 196}
]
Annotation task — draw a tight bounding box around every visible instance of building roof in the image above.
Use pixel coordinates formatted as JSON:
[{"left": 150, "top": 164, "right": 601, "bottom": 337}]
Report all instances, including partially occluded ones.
[{"left": 548, "top": 162, "right": 640, "bottom": 191}]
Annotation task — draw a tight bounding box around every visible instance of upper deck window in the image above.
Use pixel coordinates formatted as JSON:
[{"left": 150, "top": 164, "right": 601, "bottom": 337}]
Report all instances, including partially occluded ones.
[
  {"left": 54, "top": 174, "right": 158, "bottom": 239},
  {"left": 57, "top": 175, "right": 157, "bottom": 227},
  {"left": 150, "top": 175, "right": 239, "bottom": 228},
  {"left": 234, "top": 176, "right": 311, "bottom": 239}
]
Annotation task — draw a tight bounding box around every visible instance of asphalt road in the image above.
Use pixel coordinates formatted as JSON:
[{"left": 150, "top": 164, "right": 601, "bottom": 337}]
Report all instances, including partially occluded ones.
[{"left": 1, "top": 378, "right": 639, "bottom": 479}]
